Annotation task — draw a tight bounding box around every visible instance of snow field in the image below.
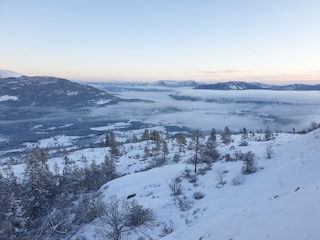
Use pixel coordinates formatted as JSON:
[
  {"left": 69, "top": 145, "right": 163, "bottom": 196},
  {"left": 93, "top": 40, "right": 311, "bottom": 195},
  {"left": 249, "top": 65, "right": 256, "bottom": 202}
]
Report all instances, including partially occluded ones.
[{"left": 2, "top": 127, "right": 319, "bottom": 239}]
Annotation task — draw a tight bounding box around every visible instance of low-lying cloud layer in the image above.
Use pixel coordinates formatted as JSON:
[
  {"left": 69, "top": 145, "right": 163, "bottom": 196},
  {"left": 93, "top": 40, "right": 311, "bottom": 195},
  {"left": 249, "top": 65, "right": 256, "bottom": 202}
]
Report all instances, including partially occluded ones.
[{"left": 90, "top": 87, "right": 320, "bottom": 132}]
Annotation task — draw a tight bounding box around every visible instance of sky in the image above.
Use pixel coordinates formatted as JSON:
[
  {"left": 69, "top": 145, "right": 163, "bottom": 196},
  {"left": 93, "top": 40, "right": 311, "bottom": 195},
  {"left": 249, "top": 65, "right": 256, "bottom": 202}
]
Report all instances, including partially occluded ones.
[{"left": 1, "top": 0, "right": 320, "bottom": 83}]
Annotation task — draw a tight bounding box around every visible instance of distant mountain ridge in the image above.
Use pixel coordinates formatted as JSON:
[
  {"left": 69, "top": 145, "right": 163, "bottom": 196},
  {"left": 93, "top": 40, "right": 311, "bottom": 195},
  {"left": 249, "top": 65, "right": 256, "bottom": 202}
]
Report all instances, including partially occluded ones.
[
  {"left": 0, "top": 76, "right": 119, "bottom": 108},
  {"left": 152, "top": 80, "right": 200, "bottom": 88},
  {"left": 195, "top": 81, "right": 320, "bottom": 91},
  {"left": 0, "top": 75, "right": 123, "bottom": 121}
]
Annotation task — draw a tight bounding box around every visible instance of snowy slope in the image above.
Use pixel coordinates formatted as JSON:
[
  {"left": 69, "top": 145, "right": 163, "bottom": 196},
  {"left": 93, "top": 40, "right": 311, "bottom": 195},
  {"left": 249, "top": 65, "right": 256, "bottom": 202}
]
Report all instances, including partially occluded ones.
[
  {"left": 0, "top": 69, "right": 22, "bottom": 78},
  {"left": 3, "top": 126, "right": 318, "bottom": 239},
  {"left": 162, "top": 129, "right": 320, "bottom": 240},
  {"left": 69, "top": 129, "right": 320, "bottom": 240}
]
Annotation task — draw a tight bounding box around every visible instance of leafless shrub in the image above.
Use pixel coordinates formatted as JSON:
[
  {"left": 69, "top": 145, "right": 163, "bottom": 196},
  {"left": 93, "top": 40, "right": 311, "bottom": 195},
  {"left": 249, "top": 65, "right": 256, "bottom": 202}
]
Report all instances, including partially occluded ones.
[
  {"left": 215, "top": 166, "right": 227, "bottom": 186},
  {"left": 168, "top": 176, "right": 183, "bottom": 196},
  {"left": 159, "top": 220, "right": 174, "bottom": 237},
  {"left": 95, "top": 196, "right": 155, "bottom": 240},
  {"left": 174, "top": 196, "right": 193, "bottom": 211}
]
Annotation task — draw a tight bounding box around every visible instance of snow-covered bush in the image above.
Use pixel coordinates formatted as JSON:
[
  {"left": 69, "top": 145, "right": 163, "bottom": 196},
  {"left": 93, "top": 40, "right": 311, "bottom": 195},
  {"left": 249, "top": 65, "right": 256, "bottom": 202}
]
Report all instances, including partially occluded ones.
[
  {"left": 174, "top": 196, "right": 193, "bottom": 211},
  {"left": 232, "top": 173, "right": 246, "bottom": 186},
  {"left": 234, "top": 150, "right": 244, "bottom": 161},
  {"left": 242, "top": 151, "right": 257, "bottom": 174},
  {"left": 215, "top": 166, "right": 227, "bottom": 187},
  {"left": 197, "top": 165, "right": 212, "bottom": 176},
  {"left": 224, "top": 153, "right": 232, "bottom": 161},
  {"left": 193, "top": 191, "right": 205, "bottom": 200},
  {"left": 188, "top": 174, "right": 198, "bottom": 184},
  {"left": 95, "top": 196, "right": 155, "bottom": 240},
  {"left": 173, "top": 153, "right": 180, "bottom": 163},
  {"left": 159, "top": 220, "right": 174, "bottom": 237}
]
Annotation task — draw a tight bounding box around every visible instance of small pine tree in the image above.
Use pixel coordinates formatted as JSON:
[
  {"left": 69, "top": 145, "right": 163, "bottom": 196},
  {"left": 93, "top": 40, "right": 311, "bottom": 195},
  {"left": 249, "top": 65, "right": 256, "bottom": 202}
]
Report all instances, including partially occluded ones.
[
  {"left": 176, "top": 133, "right": 187, "bottom": 155},
  {"left": 105, "top": 134, "right": 110, "bottom": 147},
  {"left": 221, "top": 126, "right": 232, "bottom": 144},
  {"left": 141, "top": 129, "right": 150, "bottom": 142},
  {"left": 143, "top": 146, "right": 150, "bottom": 159},
  {"left": 162, "top": 140, "right": 169, "bottom": 161},
  {"left": 132, "top": 134, "right": 139, "bottom": 143},
  {"left": 191, "top": 130, "right": 203, "bottom": 173},
  {"left": 102, "top": 155, "right": 117, "bottom": 180},
  {"left": 207, "top": 128, "right": 217, "bottom": 147},
  {"left": 151, "top": 130, "right": 161, "bottom": 143},
  {"left": 109, "top": 132, "right": 120, "bottom": 158},
  {"left": 24, "top": 149, "right": 55, "bottom": 218},
  {"left": 242, "top": 151, "right": 256, "bottom": 174},
  {"left": 264, "top": 127, "right": 273, "bottom": 141},
  {"left": 202, "top": 128, "right": 219, "bottom": 164},
  {"left": 240, "top": 127, "right": 249, "bottom": 146}
]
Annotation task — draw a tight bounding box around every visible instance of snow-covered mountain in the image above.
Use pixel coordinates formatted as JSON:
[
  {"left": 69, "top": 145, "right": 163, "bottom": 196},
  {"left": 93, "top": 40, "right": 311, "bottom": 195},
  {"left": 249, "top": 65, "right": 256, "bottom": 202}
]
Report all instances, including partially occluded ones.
[
  {"left": 0, "top": 69, "right": 22, "bottom": 78},
  {"left": 196, "top": 81, "right": 320, "bottom": 90},
  {"left": 152, "top": 80, "right": 200, "bottom": 88},
  {"left": 0, "top": 76, "right": 119, "bottom": 109}
]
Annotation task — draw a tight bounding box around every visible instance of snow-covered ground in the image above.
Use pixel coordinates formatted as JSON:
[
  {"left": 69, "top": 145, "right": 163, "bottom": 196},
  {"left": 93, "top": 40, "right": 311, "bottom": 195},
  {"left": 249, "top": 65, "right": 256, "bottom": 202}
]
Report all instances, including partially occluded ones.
[
  {"left": 30, "top": 128, "right": 317, "bottom": 240},
  {"left": 102, "top": 130, "right": 317, "bottom": 239}
]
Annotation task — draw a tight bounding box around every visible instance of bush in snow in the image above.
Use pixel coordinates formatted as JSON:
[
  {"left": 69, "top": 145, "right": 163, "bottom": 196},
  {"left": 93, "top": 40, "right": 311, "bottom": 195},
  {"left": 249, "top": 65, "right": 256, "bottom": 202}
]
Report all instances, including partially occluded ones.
[
  {"left": 168, "top": 176, "right": 183, "bottom": 196},
  {"left": 159, "top": 220, "right": 174, "bottom": 237},
  {"left": 224, "top": 153, "right": 232, "bottom": 161},
  {"left": 182, "top": 166, "right": 192, "bottom": 178},
  {"left": 234, "top": 150, "right": 244, "bottom": 161},
  {"left": 174, "top": 196, "right": 193, "bottom": 211},
  {"left": 242, "top": 151, "right": 257, "bottom": 174},
  {"left": 95, "top": 196, "right": 155, "bottom": 240},
  {"left": 181, "top": 167, "right": 198, "bottom": 184},
  {"left": 152, "top": 155, "right": 166, "bottom": 167},
  {"left": 215, "top": 166, "right": 227, "bottom": 187},
  {"left": 197, "top": 165, "right": 212, "bottom": 176},
  {"left": 232, "top": 173, "right": 246, "bottom": 186},
  {"left": 193, "top": 191, "right": 205, "bottom": 200},
  {"left": 173, "top": 153, "right": 180, "bottom": 163}
]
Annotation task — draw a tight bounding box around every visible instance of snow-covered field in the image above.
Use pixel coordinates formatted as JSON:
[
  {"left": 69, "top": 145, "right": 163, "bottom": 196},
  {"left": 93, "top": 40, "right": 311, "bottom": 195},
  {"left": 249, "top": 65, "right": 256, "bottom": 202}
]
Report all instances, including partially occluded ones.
[
  {"left": 4, "top": 125, "right": 319, "bottom": 239},
  {"left": 70, "top": 129, "right": 320, "bottom": 240}
]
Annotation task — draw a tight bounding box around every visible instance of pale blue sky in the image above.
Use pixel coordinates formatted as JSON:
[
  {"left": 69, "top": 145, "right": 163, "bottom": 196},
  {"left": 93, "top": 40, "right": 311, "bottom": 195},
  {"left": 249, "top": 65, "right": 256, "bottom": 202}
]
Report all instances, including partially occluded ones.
[{"left": 1, "top": 0, "right": 320, "bottom": 82}]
